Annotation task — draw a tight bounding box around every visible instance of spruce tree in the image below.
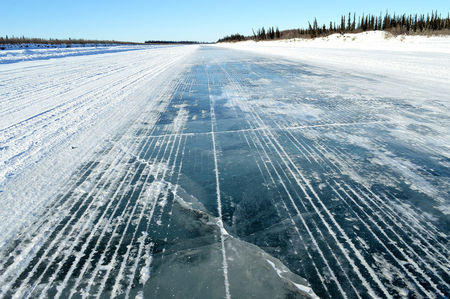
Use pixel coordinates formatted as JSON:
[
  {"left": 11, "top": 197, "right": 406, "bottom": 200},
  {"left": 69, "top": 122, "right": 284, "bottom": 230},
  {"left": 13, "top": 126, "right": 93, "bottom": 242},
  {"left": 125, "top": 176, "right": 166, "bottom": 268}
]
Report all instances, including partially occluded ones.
[
  {"left": 352, "top": 13, "right": 356, "bottom": 30},
  {"left": 347, "top": 12, "right": 352, "bottom": 30},
  {"left": 275, "top": 27, "right": 281, "bottom": 39}
]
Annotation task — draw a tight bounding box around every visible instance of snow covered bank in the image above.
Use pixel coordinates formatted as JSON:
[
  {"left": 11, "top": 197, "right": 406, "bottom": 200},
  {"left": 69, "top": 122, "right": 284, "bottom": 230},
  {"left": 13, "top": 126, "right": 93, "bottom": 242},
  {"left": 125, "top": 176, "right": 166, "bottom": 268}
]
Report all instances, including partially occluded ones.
[
  {"left": 0, "top": 44, "right": 170, "bottom": 64},
  {"left": 215, "top": 31, "right": 450, "bottom": 86},
  {"left": 219, "top": 31, "right": 450, "bottom": 53},
  {"left": 0, "top": 43, "right": 138, "bottom": 50}
]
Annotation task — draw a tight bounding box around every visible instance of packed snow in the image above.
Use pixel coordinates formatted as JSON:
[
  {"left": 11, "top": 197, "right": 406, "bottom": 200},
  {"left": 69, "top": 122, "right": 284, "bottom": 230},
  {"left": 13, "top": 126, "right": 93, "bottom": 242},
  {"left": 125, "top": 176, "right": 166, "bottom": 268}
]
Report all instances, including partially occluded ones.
[
  {"left": 0, "top": 35, "right": 449, "bottom": 298},
  {"left": 0, "top": 45, "right": 198, "bottom": 244}
]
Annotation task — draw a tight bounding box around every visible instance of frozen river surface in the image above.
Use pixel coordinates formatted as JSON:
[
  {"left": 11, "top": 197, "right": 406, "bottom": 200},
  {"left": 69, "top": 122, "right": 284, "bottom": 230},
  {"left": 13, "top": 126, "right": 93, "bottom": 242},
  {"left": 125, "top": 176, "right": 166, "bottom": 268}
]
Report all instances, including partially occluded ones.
[{"left": 0, "top": 45, "right": 449, "bottom": 298}]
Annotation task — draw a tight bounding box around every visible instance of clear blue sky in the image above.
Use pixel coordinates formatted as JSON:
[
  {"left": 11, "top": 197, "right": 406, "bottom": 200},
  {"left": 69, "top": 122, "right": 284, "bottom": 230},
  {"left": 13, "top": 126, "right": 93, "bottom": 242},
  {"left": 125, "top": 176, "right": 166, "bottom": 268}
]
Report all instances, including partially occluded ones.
[{"left": 1, "top": 0, "right": 449, "bottom": 42}]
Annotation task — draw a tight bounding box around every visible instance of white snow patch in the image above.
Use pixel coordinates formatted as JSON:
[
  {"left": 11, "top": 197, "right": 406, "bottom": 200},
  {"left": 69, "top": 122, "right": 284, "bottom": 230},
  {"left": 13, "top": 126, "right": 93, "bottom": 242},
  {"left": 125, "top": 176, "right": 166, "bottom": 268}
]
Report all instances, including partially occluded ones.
[
  {"left": 266, "top": 259, "right": 319, "bottom": 298},
  {"left": 135, "top": 291, "right": 144, "bottom": 299}
]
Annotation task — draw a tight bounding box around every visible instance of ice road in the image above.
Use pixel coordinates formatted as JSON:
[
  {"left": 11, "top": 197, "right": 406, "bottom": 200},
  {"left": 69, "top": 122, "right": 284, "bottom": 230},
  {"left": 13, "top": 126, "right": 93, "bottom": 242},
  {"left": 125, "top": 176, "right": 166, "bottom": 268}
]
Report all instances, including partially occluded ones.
[{"left": 0, "top": 45, "right": 449, "bottom": 298}]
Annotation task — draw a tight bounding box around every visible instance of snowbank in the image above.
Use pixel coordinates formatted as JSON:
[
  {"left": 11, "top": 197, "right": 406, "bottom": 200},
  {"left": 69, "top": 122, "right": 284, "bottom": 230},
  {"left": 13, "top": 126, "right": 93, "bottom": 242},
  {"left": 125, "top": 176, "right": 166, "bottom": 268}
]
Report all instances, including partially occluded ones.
[
  {"left": 215, "top": 31, "right": 450, "bottom": 86},
  {"left": 218, "top": 31, "right": 450, "bottom": 53}
]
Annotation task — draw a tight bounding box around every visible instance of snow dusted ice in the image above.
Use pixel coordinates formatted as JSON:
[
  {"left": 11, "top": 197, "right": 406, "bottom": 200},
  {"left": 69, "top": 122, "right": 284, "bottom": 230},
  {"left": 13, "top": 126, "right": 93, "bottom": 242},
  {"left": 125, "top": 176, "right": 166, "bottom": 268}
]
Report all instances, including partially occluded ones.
[{"left": 0, "top": 33, "right": 449, "bottom": 298}]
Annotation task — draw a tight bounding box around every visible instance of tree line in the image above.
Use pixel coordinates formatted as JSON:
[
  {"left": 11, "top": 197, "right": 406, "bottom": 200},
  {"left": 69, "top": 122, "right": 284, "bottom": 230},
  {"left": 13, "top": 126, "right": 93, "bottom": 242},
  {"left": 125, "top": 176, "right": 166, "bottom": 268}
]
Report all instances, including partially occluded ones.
[
  {"left": 0, "top": 36, "right": 209, "bottom": 47},
  {"left": 218, "top": 10, "right": 450, "bottom": 42},
  {"left": 0, "top": 36, "right": 141, "bottom": 46}
]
